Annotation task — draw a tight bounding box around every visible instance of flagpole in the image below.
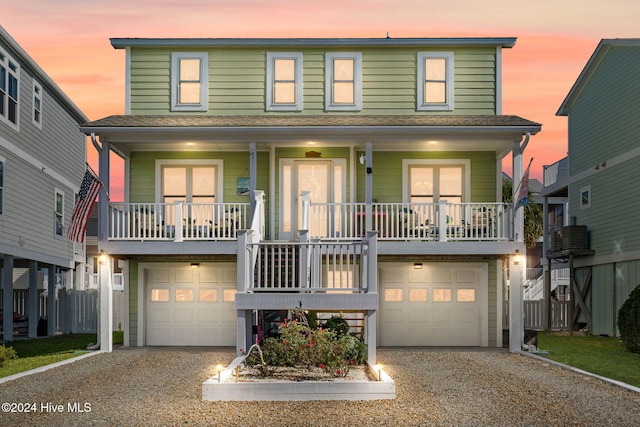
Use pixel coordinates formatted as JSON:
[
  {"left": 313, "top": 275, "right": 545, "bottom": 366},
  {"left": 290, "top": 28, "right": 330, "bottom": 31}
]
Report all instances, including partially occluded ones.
[{"left": 86, "top": 162, "right": 110, "bottom": 200}]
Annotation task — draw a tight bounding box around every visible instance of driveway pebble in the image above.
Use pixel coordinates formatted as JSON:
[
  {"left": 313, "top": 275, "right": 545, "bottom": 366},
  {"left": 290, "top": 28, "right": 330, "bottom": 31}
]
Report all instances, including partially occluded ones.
[{"left": 1, "top": 347, "right": 639, "bottom": 426}]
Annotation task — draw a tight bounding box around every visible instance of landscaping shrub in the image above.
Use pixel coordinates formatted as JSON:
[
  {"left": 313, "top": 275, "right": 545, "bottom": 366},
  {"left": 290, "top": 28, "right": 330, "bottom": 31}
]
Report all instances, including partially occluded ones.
[
  {"left": 0, "top": 345, "right": 17, "bottom": 368},
  {"left": 618, "top": 284, "right": 640, "bottom": 353},
  {"left": 245, "top": 316, "right": 366, "bottom": 377},
  {"left": 323, "top": 316, "right": 350, "bottom": 337}
]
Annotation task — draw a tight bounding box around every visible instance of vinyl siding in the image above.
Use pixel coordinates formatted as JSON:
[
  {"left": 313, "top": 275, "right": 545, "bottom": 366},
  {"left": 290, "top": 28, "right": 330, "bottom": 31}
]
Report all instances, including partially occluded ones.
[
  {"left": 128, "top": 46, "right": 497, "bottom": 115},
  {"left": 355, "top": 151, "right": 497, "bottom": 203},
  {"left": 591, "top": 260, "right": 640, "bottom": 337},
  {"left": 0, "top": 49, "right": 86, "bottom": 267},
  {"left": 488, "top": 259, "right": 497, "bottom": 347},
  {"left": 568, "top": 46, "right": 640, "bottom": 174},
  {"left": 129, "top": 150, "right": 270, "bottom": 204},
  {"left": 128, "top": 260, "right": 138, "bottom": 346}
]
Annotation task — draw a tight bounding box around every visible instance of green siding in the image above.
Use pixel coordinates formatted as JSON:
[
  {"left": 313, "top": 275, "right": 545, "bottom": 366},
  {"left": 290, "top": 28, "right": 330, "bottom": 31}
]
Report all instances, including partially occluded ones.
[
  {"left": 591, "top": 260, "right": 640, "bottom": 336},
  {"left": 128, "top": 46, "right": 497, "bottom": 115},
  {"left": 356, "top": 151, "right": 497, "bottom": 203}
]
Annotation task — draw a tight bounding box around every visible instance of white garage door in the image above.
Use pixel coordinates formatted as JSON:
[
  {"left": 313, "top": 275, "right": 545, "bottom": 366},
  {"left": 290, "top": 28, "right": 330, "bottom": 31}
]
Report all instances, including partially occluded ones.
[
  {"left": 145, "top": 264, "right": 236, "bottom": 346},
  {"left": 379, "top": 263, "right": 487, "bottom": 346}
]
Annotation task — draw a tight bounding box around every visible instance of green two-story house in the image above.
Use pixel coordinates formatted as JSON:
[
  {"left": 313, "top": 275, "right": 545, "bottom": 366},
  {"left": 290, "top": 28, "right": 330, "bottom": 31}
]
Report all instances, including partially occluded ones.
[{"left": 80, "top": 36, "right": 540, "bottom": 357}]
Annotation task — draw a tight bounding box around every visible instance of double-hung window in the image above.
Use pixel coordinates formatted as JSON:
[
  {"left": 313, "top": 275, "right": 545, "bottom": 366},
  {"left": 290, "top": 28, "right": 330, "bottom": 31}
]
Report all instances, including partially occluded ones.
[
  {"left": 171, "top": 52, "right": 208, "bottom": 111},
  {"left": 33, "top": 80, "right": 43, "bottom": 128},
  {"left": 266, "top": 52, "right": 303, "bottom": 111},
  {"left": 417, "top": 52, "right": 454, "bottom": 111},
  {"left": 55, "top": 189, "right": 64, "bottom": 237},
  {"left": 0, "top": 47, "right": 19, "bottom": 126},
  {"left": 325, "top": 52, "right": 362, "bottom": 111}
]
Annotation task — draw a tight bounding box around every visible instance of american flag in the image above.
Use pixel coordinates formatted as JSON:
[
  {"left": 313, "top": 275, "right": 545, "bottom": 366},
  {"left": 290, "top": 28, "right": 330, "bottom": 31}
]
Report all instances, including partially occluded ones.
[{"left": 67, "top": 169, "right": 102, "bottom": 243}]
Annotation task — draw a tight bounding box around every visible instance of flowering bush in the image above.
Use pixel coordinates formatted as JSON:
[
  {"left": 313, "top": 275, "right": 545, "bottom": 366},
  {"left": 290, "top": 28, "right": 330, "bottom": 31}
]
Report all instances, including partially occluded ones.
[{"left": 245, "top": 315, "right": 366, "bottom": 378}]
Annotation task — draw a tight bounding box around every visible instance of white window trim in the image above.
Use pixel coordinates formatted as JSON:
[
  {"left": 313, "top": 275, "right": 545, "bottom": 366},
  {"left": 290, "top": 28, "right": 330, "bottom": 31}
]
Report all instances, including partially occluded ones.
[
  {"left": 402, "top": 159, "right": 470, "bottom": 202},
  {"left": 417, "top": 52, "right": 454, "bottom": 111},
  {"left": 0, "top": 46, "right": 20, "bottom": 130},
  {"left": 325, "top": 52, "right": 362, "bottom": 111},
  {"left": 154, "top": 159, "right": 224, "bottom": 203},
  {"left": 170, "top": 52, "right": 208, "bottom": 112},
  {"left": 54, "top": 188, "right": 64, "bottom": 237},
  {"left": 33, "top": 80, "right": 43, "bottom": 129},
  {"left": 266, "top": 52, "right": 303, "bottom": 111}
]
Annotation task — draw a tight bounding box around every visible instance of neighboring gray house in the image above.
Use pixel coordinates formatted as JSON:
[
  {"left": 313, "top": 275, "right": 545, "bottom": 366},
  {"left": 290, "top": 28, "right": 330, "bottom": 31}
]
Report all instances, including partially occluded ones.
[
  {"left": 0, "top": 26, "right": 89, "bottom": 340},
  {"left": 542, "top": 38, "right": 640, "bottom": 335}
]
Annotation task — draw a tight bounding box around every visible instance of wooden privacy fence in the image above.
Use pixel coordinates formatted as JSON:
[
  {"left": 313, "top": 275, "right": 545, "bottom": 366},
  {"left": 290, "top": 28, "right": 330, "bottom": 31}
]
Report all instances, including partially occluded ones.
[
  {"left": 0, "top": 289, "right": 97, "bottom": 334},
  {"left": 503, "top": 300, "right": 569, "bottom": 331}
]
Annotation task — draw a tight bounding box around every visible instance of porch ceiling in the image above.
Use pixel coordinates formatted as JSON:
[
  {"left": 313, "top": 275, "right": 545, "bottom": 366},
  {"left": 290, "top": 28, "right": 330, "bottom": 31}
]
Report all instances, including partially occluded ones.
[{"left": 80, "top": 114, "right": 541, "bottom": 157}]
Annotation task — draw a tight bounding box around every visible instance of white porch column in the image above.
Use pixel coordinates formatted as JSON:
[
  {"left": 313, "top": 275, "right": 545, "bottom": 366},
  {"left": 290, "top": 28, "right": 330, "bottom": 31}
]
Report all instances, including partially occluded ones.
[
  {"left": 249, "top": 142, "right": 257, "bottom": 215},
  {"left": 236, "top": 230, "right": 252, "bottom": 352},
  {"left": 98, "top": 254, "right": 113, "bottom": 352},
  {"left": 95, "top": 135, "right": 110, "bottom": 243},
  {"left": 365, "top": 142, "right": 373, "bottom": 234},
  {"left": 509, "top": 251, "right": 524, "bottom": 352},
  {"left": 366, "top": 231, "right": 378, "bottom": 367}
]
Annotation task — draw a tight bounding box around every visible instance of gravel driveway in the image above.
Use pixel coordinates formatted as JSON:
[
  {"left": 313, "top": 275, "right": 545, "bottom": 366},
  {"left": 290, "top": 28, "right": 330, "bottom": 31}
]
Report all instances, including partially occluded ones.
[{"left": 1, "top": 347, "right": 639, "bottom": 426}]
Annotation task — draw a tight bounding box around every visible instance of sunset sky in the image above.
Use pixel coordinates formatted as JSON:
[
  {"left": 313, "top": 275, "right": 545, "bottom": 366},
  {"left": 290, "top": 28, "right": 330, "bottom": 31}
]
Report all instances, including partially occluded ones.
[{"left": 4, "top": 0, "right": 640, "bottom": 199}]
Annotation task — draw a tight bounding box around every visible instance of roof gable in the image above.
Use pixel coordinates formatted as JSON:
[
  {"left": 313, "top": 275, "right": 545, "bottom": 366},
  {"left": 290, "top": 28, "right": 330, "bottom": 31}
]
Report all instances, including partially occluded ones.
[{"left": 557, "top": 38, "right": 640, "bottom": 116}]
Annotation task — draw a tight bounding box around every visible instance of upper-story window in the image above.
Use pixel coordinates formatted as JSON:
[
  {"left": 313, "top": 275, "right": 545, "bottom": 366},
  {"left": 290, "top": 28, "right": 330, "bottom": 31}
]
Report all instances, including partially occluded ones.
[
  {"left": 33, "top": 80, "right": 43, "bottom": 128},
  {"left": 266, "top": 52, "right": 303, "bottom": 111},
  {"left": 55, "top": 189, "right": 64, "bottom": 237},
  {"left": 325, "top": 52, "right": 362, "bottom": 111},
  {"left": 0, "top": 156, "right": 4, "bottom": 215},
  {"left": 0, "top": 47, "right": 20, "bottom": 127},
  {"left": 171, "top": 52, "right": 208, "bottom": 111},
  {"left": 417, "top": 52, "right": 454, "bottom": 111}
]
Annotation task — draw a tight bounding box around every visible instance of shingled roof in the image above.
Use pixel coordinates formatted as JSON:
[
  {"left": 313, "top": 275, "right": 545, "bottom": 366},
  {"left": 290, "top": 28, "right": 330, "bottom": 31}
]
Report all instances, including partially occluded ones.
[{"left": 81, "top": 114, "right": 541, "bottom": 131}]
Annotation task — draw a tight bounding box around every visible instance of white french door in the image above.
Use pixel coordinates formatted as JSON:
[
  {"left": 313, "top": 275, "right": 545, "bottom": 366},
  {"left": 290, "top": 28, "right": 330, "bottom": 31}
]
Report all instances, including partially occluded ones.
[{"left": 279, "top": 159, "right": 344, "bottom": 240}]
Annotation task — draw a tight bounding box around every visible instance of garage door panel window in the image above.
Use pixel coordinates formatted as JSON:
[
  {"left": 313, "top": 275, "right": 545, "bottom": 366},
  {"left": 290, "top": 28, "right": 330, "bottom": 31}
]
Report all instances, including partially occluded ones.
[
  {"left": 457, "top": 289, "right": 476, "bottom": 302},
  {"left": 433, "top": 288, "right": 451, "bottom": 302},
  {"left": 409, "top": 288, "right": 427, "bottom": 302},
  {"left": 151, "top": 289, "right": 170, "bottom": 302},
  {"left": 175, "top": 289, "right": 194, "bottom": 302},
  {"left": 223, "top": 289, "right": 236, "bottom": 302},
  {"left": 384, "top": 288, "right": 403, "bottom": 302},
  {"left": 199, "top": 289, "right": 218, "bottom": 302}
]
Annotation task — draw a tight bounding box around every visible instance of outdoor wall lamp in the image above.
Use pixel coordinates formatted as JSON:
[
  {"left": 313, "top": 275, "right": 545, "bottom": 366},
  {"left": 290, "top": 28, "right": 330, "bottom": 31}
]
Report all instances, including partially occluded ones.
[
  {"left": 99, "top": 250, "right": 108, "bottom": 265},
  {"left": 513, "top": 249, "right": 522, "bottom": 265},
  {"left": 359, "top": 154, "right": 366, "bottom": 165},
  {"left": 191, "top": 262, "right": 200, "bottom": 268},
  {"left": 413, "top": 263, "right": 423, "bottom": 270}
]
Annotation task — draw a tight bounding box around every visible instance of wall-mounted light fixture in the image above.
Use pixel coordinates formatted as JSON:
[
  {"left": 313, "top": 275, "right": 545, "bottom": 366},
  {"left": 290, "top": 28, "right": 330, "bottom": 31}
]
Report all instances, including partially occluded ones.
[
  {"left": 99, "top": 250, "right": 108, "bottom": 265},
  {"left": 513, "top": 249, "right": 522, "bottom": 265},
  {"left": 413, "top": 262, "right": 423, "bottom": 270},
  {"left": 191, "top": 262, "right": 200, "bottom": 268},
  {"left": 359, "top": 154, "right": 366, "bottom": 165}
]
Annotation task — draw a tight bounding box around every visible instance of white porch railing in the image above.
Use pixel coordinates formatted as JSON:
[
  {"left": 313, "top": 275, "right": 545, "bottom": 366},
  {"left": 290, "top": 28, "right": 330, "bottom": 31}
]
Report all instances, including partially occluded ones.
[
  {"left": 304, "top": 199, "right": 513, "bottom": 241},
  {"left": 107, "top": 202, "right": 249, "bottom": 241},
  {"left": 523, "top": 267, "right": 570, "bottom": 301},
  {"left": 241, "top": 233, "right": 372, "bottom": 293}
]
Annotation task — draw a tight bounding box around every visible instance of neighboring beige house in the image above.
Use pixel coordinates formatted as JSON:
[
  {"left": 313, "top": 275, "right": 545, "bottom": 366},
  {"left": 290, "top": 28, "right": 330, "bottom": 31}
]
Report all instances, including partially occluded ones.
[{"left": 81, "top": 36, "right": 541, "bottom": 357}]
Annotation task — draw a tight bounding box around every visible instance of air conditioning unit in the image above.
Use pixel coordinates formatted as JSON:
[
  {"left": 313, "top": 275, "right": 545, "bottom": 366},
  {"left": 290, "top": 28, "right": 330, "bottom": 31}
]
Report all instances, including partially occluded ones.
[{"left": 561, "top": 225, "right": 588, "bottom": 250}]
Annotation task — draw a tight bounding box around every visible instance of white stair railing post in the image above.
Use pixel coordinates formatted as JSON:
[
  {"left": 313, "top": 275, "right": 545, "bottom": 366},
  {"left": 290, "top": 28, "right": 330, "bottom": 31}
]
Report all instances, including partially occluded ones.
[
  {"left": 301, "top": 191, "right": 311, "bottom": 232},
  {"left": 299, "top": 230, "right": 310, "bottom": 289},
  {"left": 438, "top": 200, "right": 448, "bottom": 242},
  {"left": 175, "top": 201, "right": 184, "bottom": 242}
]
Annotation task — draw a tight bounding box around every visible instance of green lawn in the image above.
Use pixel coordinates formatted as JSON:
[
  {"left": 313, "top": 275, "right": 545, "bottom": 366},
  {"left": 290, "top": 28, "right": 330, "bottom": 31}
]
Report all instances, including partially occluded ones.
[
  {"left": 538, "top": 332, "right": 640, "bottom": 388},
  {"left": 0, "top": 331, "right": 124, "bottom": 379}
]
